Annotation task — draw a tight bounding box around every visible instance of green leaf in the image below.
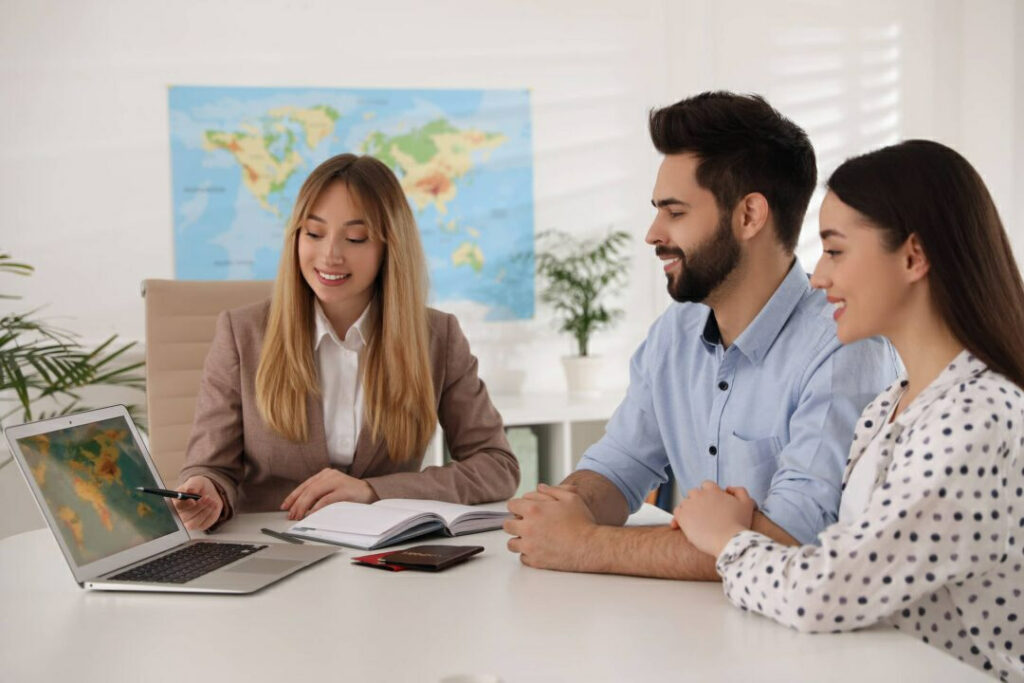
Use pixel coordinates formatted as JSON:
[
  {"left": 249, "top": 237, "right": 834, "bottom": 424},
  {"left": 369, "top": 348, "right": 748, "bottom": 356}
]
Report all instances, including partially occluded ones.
[
  {"left": 0, "top": 254, "right": 147, "bottom": 430},
  {"left": 534, "top": 229, "right": 631, "bottom": 356}
]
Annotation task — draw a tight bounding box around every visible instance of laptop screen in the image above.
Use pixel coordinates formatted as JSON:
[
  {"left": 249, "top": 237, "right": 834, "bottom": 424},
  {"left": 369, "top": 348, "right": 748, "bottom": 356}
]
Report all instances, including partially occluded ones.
[{"left": 13, "top": 415, "right": 180, "bottom": 566}]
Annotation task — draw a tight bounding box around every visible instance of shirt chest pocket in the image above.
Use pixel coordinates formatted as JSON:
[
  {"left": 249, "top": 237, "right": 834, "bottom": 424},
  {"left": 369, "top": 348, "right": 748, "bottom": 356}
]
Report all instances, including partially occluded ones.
[{"left": 721, "top": 432, "right": 784, "bottom": 504}]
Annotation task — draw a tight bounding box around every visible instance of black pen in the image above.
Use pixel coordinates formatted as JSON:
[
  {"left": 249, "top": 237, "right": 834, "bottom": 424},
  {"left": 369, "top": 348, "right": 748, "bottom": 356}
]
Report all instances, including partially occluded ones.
[
  {"left": 260, "top": 528, "right": 305, "bottom": 544},
  {"left": 136, "top": 486, "right": 201, "bottom": 501}
]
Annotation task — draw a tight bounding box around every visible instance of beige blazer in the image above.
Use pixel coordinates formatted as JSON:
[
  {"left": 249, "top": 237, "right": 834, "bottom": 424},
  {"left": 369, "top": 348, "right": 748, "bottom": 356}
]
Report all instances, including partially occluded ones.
[{"left": 179, "top": 300, "right": 519, "bottom": 520}]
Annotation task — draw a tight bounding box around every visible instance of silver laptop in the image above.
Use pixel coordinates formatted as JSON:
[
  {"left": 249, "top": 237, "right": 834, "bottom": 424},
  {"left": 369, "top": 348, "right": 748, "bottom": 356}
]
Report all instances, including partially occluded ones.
[{"left": 3, "top": 405, "right": 336, "bottom": 593}]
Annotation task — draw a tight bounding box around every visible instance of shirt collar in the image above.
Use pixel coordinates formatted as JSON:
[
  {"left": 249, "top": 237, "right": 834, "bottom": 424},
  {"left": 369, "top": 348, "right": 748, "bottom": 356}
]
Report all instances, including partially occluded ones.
[
  {"left": 892, "top": 348, "right": 987, "bottom": 427},
  {"left": 848, "top": 348, "right": 985, "bottom": 459},
  {"left": 313, "top": 300, "right": 372, "bottom": 352},
  {"left": 700, "top": 259, "right": 810, "bottom": 363}
]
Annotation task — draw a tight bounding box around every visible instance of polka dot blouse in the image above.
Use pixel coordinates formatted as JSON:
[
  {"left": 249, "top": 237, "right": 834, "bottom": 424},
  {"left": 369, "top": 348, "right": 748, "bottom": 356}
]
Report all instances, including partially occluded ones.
[{"left": 715, "top": 350, "right": 1023, "bottom": 682}]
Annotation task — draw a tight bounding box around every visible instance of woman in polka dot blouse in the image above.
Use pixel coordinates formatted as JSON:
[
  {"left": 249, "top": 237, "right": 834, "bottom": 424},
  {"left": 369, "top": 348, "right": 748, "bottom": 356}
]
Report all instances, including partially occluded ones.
[{"left": 672, "top": 140, "right": 1024, "bottom": 682}]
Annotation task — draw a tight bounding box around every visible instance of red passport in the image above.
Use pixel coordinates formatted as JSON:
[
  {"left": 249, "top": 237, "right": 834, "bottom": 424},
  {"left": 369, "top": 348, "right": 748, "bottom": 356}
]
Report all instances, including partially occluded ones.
[{"left": 351, "top": 550, "right": 409, "bottom": 571}]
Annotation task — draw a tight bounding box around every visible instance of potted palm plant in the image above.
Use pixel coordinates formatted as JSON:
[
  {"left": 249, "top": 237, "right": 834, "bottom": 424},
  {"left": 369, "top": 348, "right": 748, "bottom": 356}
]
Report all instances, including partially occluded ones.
[
  {"left": 0, "top": 253, "right": 145, "bottom": 469},
  {"left": 535, "top": 229, "right": 631, "bottom": 394}
]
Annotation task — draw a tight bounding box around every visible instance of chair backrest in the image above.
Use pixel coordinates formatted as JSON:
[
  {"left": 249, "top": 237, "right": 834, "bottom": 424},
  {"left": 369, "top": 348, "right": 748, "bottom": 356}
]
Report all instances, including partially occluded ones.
[{"left": 143, "top": 279, "right": 273, "bottom": 484}]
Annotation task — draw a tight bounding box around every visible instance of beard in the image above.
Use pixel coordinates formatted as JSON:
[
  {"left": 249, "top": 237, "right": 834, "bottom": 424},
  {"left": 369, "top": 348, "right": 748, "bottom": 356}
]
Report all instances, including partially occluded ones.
[{"left": 659, "top": 212, "right": 741, "bottom": 303}]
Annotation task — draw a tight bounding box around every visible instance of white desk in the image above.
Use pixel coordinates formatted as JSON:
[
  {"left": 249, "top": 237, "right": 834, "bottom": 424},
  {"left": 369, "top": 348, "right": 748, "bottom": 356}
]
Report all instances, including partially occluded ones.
[{"left": 0, "top": 508, "right": 987, "bottom": 683}]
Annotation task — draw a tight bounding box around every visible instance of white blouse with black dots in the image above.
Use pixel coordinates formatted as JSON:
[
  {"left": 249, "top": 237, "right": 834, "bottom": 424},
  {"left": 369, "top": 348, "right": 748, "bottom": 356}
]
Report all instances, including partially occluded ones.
[{"left": 715, "top": 350, "right": 1023, "bottom": 682}]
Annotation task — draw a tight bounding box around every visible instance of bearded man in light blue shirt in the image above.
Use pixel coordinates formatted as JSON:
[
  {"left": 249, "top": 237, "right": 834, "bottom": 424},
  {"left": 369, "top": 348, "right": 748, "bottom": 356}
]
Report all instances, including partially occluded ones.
[{"left": 505, "top": 92, "right": 900, "bottom": 579}]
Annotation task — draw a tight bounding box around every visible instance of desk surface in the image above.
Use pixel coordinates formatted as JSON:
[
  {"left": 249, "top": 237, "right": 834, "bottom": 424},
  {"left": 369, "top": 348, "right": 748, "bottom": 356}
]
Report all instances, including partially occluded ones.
[{"left": 0, "top": 507, "right": 987, "bottom": 683}]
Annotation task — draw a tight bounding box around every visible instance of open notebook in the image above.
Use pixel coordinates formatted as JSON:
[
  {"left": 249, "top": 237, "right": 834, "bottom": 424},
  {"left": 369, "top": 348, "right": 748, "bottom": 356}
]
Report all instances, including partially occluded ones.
[{"left": 286, "top": 499, "right": 511, "bottom": 550}]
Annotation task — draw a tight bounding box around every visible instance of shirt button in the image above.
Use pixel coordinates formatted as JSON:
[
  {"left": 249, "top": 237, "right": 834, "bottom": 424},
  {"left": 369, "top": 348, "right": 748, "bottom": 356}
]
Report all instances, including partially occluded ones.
[
  {"left": 709, "top": 445, "right": 718, "bottom": 456},
  {"left": 718, "top": 381, "right": 729, "bottom": 391}
]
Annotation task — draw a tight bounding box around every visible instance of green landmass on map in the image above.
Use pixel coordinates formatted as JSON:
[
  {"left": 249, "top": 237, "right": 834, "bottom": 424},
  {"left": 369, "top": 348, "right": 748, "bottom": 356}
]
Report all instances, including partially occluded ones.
[
  {"left": 203, "top": 108, "right": 508, "bottom": 274},
  {"left": 201, "top": 105, "right": 342, "bottom": 215},
  {"left": 359, "top": 118, "right": 506, "bottom": 215}
]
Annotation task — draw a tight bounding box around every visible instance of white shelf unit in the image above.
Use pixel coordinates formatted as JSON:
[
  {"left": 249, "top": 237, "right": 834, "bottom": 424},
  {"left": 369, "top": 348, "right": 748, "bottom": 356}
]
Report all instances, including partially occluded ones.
[{"left": 424, "top": 391, "right": 622, "bottom": 484}]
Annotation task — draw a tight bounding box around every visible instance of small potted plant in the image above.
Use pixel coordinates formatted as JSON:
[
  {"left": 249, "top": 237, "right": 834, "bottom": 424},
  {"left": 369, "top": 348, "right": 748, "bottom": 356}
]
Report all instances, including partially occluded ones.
[{"left": 535, "top": 228, "right": 631, "bottom": 394}]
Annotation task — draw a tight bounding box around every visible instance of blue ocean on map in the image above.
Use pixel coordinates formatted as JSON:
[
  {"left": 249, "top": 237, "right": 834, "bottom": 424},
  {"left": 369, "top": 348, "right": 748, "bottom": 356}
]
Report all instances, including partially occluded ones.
[{"left": 168, "top": 86, "right": 534, "bottom": 320}]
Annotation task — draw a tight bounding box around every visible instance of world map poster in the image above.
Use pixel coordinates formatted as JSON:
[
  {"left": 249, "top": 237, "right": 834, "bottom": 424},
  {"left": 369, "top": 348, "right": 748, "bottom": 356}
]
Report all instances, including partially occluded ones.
[{"left": 168, "top": 86, "right": 535, "bottom": 320}]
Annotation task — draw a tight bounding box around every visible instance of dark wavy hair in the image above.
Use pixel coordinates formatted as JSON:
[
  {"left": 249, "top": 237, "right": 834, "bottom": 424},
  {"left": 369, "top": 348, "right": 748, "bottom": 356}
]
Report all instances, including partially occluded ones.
[
  {"left": 649, "top": 91, "right": 817, "bottom": 253},
  {"left": 828, "top": 139, "right": 1024, "bottom": 389}
]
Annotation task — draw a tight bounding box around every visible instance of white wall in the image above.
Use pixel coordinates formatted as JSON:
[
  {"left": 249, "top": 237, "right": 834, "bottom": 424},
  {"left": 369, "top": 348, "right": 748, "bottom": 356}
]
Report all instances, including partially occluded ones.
[
  {"left": 1015, "top": 0, "right": 1024, "bottom": 261},
  {"left": 663, "top": 0, "right": 1022, "bottom": 272},
  {"left": 1, "top": 0, "right": 674, "bottom": 398},
  {"left": 1, "top": 0, "right": 1020, "bottom": 393},
  {"left": 907, "top": 0, "right": 1021, "bottom": 259}
]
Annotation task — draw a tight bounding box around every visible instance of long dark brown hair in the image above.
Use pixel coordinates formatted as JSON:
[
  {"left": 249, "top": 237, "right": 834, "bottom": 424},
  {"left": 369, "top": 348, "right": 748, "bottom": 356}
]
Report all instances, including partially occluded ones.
[{"left": 828, "top": 139, "right": 1024, "bottom": 388}]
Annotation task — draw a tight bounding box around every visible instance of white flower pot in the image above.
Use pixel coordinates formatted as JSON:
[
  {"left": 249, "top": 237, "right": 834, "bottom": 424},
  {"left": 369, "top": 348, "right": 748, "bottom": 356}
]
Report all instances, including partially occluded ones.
[{"left": 561, "top": 355, "right": 605, "bottom": 395}]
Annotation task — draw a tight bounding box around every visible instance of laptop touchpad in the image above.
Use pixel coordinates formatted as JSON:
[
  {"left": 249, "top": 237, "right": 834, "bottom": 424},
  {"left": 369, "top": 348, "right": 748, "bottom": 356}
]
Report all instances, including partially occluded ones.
[{"left": 226, "top": 558, "right": 301, "bottom": 575}]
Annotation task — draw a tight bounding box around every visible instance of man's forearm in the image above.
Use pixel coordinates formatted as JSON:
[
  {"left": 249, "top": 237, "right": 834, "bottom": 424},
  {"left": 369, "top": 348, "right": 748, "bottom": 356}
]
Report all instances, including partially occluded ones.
[
  {"left": 581, "top": 525, "right": 720, "bottom": 580},
  {"left": 551, "top": 470, "right": 800, "bottom": 579},
  {"left": 578, "top": 510, "right": 799, "bottom": 581},
  {"left": 561, "top": 470, "right": 630, "bottom": 526},
  {"left": 751, "top": 510, "right": 801, "bottom": 546}
]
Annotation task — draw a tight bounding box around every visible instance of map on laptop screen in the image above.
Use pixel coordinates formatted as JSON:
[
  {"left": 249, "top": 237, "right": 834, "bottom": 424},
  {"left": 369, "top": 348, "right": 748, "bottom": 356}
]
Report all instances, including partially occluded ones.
[{"left": 14, "top": 416, "right": 179, "bottom": 565}]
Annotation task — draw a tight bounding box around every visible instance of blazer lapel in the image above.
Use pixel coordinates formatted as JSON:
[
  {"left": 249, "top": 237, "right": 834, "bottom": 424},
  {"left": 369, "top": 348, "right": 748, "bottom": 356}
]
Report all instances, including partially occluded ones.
[
  {"left": 301, "top": 393, "right": 332, "bottom": 474},
  {"left": 348, "top": 422, "right": 386, "bottom": 479}
]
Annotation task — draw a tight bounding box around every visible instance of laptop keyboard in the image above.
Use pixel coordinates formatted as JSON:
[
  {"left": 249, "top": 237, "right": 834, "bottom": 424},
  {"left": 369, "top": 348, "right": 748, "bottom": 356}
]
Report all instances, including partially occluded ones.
[{"left": 108, "top": 542, "right": 267, "bottom": 584}]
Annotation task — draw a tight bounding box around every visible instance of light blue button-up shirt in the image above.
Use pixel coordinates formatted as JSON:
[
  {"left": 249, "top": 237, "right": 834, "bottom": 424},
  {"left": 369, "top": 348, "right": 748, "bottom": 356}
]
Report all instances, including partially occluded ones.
[{"left": 577, "top": 261, "right": 901, "bottom": 544}]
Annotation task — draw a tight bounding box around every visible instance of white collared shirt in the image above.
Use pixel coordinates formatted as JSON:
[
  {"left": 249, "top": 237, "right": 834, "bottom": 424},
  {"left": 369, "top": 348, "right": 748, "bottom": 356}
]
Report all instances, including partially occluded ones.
[
  {"left": 838, "top": 400, "right": 896, "bottom": 523},
  {"left": 313, "top": 301, "right": 371, "bottom": 467}
]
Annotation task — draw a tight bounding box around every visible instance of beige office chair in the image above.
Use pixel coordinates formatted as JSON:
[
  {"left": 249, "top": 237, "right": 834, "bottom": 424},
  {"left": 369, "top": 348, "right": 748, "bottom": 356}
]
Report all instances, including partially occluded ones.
[{"left": 142, "top": 279, "right": 273, "bottom": 484}]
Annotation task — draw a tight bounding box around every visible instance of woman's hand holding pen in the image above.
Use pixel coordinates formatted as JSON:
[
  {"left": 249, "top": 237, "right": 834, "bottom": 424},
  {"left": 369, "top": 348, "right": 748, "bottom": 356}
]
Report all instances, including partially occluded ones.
[
  {"left": 172, "top": 476, "right": 224, "bottom": 531},
  {"left": 281, "top": 468, "right": 379, "bottom": 521},
  {"left": 671, "top": 481, "right": 755, "bottom": 557}
]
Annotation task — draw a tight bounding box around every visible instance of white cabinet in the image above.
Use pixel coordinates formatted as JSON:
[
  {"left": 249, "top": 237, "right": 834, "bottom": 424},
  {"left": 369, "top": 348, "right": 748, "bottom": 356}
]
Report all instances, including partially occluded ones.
[{"left": 425, "top": 391, "right": 622, "bottom": 484}]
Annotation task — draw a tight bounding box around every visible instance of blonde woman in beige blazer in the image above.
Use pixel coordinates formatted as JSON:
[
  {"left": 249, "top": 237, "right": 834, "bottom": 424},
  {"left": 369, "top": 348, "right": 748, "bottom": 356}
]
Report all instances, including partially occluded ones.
[{"left": 173, "top": 154, "right": 519, "bottom": 530}]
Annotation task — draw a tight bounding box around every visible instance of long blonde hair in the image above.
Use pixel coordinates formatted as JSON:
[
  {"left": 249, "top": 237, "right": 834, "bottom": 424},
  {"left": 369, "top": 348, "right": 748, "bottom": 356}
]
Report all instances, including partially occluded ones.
[{"left": 255, "top": 154, "right": 436, "bottom": 461}]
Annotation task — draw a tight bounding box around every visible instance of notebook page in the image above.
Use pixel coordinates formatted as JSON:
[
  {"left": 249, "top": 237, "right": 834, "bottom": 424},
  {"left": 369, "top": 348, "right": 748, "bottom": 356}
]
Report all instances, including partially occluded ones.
[
  {"left": 377, "top": 499, "right": 510, "bottom": 527},
  {"left": 289, "top": 519, "right": 444, "bottom": 550},
  {"left": 292, "top": 501, "right": 428, "bottom": 537}
]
